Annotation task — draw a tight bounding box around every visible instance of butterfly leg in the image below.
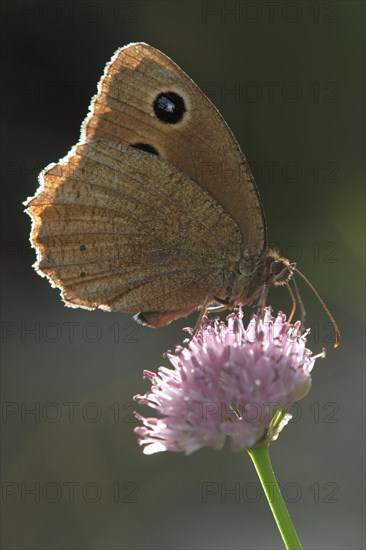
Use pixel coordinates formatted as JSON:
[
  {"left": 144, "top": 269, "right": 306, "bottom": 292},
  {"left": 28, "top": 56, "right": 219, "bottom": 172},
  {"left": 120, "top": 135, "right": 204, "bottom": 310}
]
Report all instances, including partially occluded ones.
[
  {"left": 256, "top": 284, "right": 268, "bottom": 319},
  {"left": 179, "top": 296, "right": 228, "bottom": 343},
  {"left": 191, "top": 295, "right": 214, "bottom": 336},
  {"left": 285, "top": 281, "right": 297, "bottom": 323},
  {"left": 290, "top": 275, "right": 306, "bottom": 329}
]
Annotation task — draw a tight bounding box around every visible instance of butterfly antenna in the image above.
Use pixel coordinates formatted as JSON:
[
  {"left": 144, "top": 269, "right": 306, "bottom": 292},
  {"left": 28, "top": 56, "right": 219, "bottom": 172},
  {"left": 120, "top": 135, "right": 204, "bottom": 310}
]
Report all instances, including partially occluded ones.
[
  {"left": 285, "top": 282, "right": 297, "bottom": 323},
  {"left": 293, "top": 267, "right": 340, "bottom": 348}
]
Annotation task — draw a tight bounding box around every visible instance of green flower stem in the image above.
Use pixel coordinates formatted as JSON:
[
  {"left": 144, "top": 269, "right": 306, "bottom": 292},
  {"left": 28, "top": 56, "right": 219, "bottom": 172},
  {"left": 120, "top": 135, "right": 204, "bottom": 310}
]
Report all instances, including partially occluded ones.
[{"left": 247, "top": 445, "right": 302, "bottom": 550}]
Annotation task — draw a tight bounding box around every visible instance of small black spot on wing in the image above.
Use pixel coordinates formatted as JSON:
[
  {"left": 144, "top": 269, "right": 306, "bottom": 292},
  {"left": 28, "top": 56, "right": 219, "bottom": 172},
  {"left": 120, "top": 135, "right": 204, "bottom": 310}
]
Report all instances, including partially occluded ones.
[
  {"left": 131, "top": 143, "right": 159, "bottom": 155},
  {"left": 133, "top": 312, "right": 149, "bottom": 326}
]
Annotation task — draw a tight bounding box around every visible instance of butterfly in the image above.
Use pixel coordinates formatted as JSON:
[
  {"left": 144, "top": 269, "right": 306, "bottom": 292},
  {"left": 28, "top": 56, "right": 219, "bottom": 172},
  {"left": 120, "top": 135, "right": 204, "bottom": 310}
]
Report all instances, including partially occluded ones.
[{"left": 25, "top": 42, "right": 339, "bottom": 345}]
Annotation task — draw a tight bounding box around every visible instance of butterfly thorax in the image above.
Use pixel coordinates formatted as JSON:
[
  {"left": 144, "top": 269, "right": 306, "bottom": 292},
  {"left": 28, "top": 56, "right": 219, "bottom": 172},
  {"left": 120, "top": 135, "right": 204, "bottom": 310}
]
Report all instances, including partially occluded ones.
[{"left": 223, "top": 249, "right": 294, "bottom": 307}]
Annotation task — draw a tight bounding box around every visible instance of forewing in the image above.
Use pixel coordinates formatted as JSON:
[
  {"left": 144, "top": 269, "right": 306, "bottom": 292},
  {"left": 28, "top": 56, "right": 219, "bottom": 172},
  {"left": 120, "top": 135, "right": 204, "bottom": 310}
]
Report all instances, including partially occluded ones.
[{"left": 82, "top": 42, "right": 266, "bottom": 255}]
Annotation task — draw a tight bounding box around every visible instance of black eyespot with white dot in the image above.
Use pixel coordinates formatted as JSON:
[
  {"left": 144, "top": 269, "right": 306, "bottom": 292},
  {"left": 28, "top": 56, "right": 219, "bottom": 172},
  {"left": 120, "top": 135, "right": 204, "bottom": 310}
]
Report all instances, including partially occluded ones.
[
  {"left": 153, "top": 92, "right": 186, "bottom": 124},
  {"left": 80, "top": 245, "right": 86, "bottom": 251},
  {"left": 80, "top": 272, "right": 85, "bottom": 278},
  {"left": 131, "top": 143, "right": 159, "bottom": 156}
]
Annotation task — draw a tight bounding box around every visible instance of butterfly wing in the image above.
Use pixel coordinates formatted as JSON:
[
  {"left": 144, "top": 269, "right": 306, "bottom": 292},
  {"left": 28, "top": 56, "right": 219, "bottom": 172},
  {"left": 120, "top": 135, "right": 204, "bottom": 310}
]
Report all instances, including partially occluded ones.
[
  {"left": 26, "top": 140, "right": 242, "bottom": 326},
  {"left": 82, "top": 42, "right": 266, "bottom": 256}
]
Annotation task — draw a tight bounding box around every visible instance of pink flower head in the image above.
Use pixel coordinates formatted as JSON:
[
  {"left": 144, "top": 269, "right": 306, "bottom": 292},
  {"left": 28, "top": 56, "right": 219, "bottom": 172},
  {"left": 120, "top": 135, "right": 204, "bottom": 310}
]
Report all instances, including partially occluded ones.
[{"left": 134, "top": 308, "right": 325, "bottom": 455}]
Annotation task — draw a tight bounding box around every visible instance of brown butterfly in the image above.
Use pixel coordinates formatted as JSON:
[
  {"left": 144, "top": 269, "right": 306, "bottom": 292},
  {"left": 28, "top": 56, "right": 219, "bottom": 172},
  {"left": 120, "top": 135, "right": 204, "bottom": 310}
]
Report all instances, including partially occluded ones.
[{"left": 25, "top": 42, "right": 339, "bottom": 344}]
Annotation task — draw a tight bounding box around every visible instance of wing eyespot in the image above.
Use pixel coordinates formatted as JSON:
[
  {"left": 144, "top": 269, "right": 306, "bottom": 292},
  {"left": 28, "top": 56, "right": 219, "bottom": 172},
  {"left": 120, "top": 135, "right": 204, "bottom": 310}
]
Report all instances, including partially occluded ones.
[{"left": 153, "top": 92, "right": 186, "bottom": 124}]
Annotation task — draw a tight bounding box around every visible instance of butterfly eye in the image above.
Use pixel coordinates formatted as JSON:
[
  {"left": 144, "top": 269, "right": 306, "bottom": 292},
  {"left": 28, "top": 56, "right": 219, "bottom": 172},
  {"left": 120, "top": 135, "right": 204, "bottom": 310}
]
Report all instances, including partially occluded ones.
[
  {"left": 131, "top": 143, "right": 159, "bottom": 155},
  {"left": 270, "top": 260, "right": 286, "bottom": 276},
  {"left": 153, "top": 92, "right": 186, "bottom": 124}
]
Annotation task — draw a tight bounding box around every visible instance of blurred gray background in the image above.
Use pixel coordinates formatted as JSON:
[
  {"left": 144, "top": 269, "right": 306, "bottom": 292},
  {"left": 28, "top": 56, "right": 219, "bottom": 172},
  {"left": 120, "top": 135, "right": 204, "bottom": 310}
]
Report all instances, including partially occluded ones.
[{"left": 1, "top": 1, "right": 365, "bottom": 549}]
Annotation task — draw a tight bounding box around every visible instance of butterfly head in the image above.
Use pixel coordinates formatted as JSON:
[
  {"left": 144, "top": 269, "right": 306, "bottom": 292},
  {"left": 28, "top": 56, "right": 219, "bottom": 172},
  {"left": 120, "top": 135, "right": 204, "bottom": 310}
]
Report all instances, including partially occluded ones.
[
  {"left": 235, "top": 249, "right": 294, "bottom": 305},
  {"left": 267, "top": 251, "right": 295, "bottom": 287},
  {"left": 267, "top": 252, "right": 296, "bottom": 286}
]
